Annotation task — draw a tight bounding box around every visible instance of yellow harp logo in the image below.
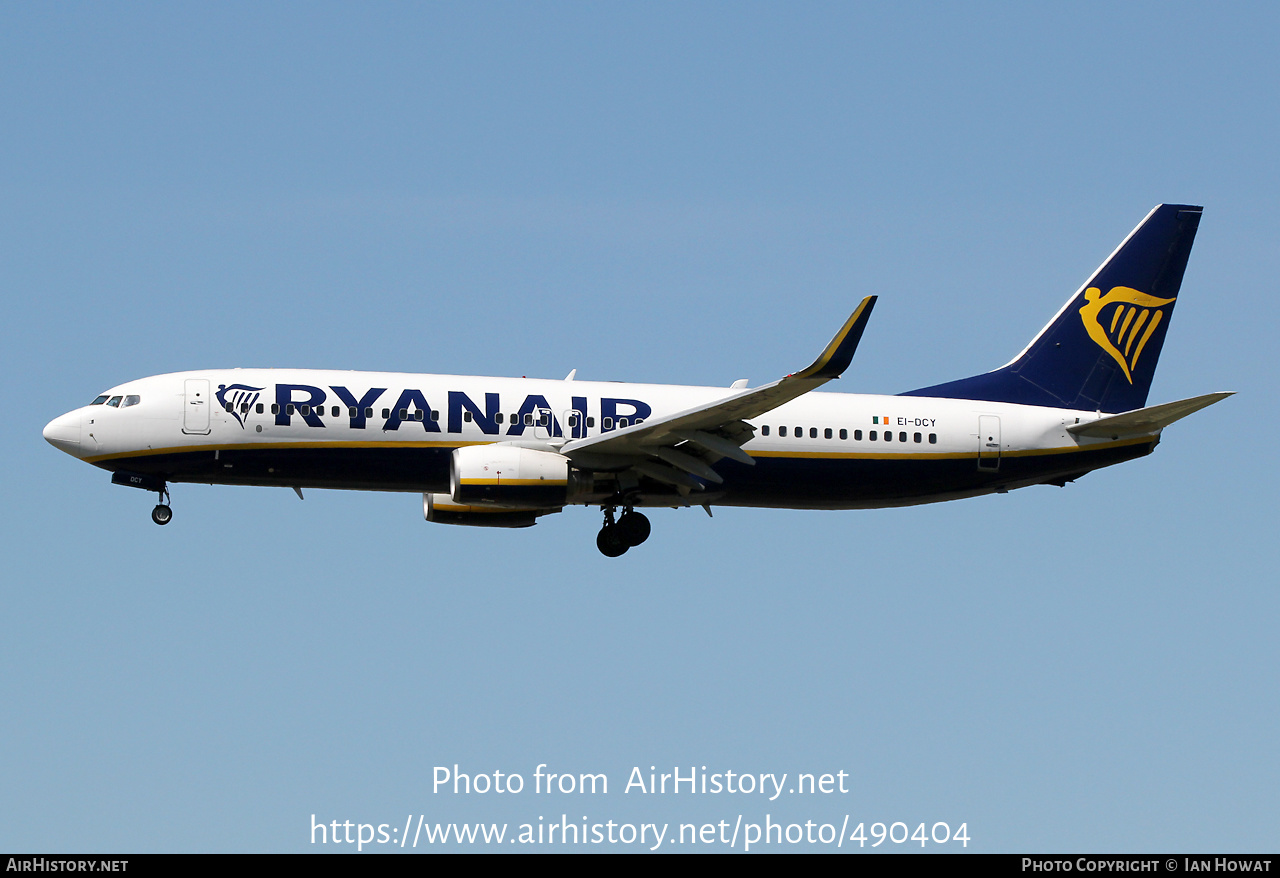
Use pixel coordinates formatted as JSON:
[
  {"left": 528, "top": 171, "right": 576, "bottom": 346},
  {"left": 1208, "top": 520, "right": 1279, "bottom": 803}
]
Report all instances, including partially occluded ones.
[{"left": 1079, "top": 286, "right": 1176, "bottom": 384}]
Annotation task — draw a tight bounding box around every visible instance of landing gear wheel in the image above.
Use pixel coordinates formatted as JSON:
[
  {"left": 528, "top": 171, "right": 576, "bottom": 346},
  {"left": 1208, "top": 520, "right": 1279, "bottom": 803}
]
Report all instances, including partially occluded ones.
[
  {"left": 597, "top": 526, "right": 628, "bottom": 557},
  {"left": 616, "top": 510, "right": 650, "bottom": 546},
  {"left": 151, "top": 504, "right": 173, "bottom": 526}
]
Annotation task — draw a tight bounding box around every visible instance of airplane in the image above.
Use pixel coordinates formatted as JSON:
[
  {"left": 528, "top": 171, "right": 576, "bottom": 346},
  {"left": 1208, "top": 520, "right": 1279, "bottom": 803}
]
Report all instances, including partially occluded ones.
[{"left": 43, "top": 203, "right": 1231, "bottom": 556}]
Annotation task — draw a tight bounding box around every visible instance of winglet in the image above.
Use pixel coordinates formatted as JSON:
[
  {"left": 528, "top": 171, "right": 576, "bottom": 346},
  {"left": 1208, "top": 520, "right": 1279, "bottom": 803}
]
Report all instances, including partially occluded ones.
[
  {"left": 791, "top": 296, "right": 877, "bottom": 380},
  {"left": 561, "top": 294, "right": 878, "bottom": 460}
]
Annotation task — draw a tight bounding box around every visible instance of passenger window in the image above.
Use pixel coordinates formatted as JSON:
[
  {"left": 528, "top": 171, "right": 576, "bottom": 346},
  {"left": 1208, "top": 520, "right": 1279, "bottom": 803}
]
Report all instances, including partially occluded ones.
[
  {"left": 256, "top": 403, "right": 264, "bottom": 414},
  {"left": 464, "top": 411, "right": 473, "bottom": 423},
  {"left": 496, "top": 413, "right": 505, "bottom": 424},
  {"left": 382, "top": 408, "right": 390, "bottom": 419},
  {"left": 794, "top": 426, "right": 802, "bottom": 436},
  {"left": 810, "top": 427, "right": 817, "bottom": 438},
  {"left": 568, "top": 414, "right": 578, "bottom": 428},
  {"left": 854, "top": 430, "right": 862, "bottom": 441},
  {"left": 271, "top": 404, "right": 280, "bottom": 415},
  {"left": 839, "top": 429, "right": 847, "bottom": 440},
  {"left": 300, "top": 405, "right": 310, "bottom": 416},
  {"left": 225, "top": 402, "right": 234, "bottom": 412},
  {"left": 869, "top": 430, "right": 876, "bottom": 441},
  {"left": 885, "top": 432, "right": 893, "bottom": 442},
  {"left": 349, "top": 407, "right": 358, "bottom": 418},
  {"left": 414, "top": 410, "right": 424, "bottom": 421},
  {"left": 91, "top": 395, "right": 109, "bottom": 405},
  {"left": 899, "top": 432, "right": 907, "bottom": 442},
  {"left": 287, "top": 404, "right": 295, "bottom": 415},
  {"left": 399, "top": 409, "right": 408, "bottom": 419},
  {"left": 431, "top": 411, "right": 439, "bottom": 421},
  {"left": 332, "top": 406, "right": 340, "bottom": 417},
  {"left": 239, "top": 403, "right": 249, "bottom": 414},
  {"left": 618, "top": 417, "right": 629, "bottom": 428},
  {"left": 762, "top": 425, "right": 770, "bottom": 436},
  {"left": 914, "top": 432, "right": 922, "bottom": 443},
  {"left": 824, "top": 428, "right": 832, "bottom": 439},
  {"left": 587, "top": 417, "right": 595, "bottom": 428},
  {"left": 524, "top": 413, "right": 534, "bottom": 426},
  {"left": 603, "top": 417, "right": 614, "bottom": 430},
  {"left": 929, "top": 433, "right": 937, "bottom": 444},
  {"left": 364, "top": 407, "right": 372, "bottom": 418},
  {"left": 779, "top": 426, "right": 788, "bottom": 437}
]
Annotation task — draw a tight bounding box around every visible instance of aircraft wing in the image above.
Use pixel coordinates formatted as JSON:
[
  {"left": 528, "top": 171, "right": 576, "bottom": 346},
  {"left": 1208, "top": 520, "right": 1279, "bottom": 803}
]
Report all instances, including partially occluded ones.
[
  {"left": 1067, "top": 391, "right": 1234, "bottom": 438},
  {"left": 560, "top": 296, "right": 876, "bottom": 487}
]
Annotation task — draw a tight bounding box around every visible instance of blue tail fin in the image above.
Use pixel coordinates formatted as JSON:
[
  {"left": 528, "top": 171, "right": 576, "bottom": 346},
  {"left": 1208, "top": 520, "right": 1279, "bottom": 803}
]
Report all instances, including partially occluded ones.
[{"left": 901, "top": 204, "right": 1202, "bottom": 413}]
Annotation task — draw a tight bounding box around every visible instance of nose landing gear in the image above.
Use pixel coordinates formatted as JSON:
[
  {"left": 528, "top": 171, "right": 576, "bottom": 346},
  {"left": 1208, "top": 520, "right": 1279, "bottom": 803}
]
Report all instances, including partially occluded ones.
[
  {"left": 151, "top": 485, "right": 172, "bottom": 526},
  {"left": 596, "top": 505, "right": 650, "bottom": 556},
  {"left": 110, "top": 471, "right": 174, "bottom": 525}
]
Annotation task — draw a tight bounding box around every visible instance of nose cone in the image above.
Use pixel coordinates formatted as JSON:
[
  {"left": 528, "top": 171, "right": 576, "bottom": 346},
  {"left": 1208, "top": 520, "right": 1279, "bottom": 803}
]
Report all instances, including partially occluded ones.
[{"left": 43, "top": 410, "right": 83, "bottom": 456}]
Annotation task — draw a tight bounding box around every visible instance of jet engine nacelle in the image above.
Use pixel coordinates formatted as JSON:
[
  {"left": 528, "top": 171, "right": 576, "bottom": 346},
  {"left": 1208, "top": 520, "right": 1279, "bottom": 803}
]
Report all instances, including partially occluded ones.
[
  {"left": 449, "top": 444, "right": 591, "bottom": 508},
  {"left": 423, "top": 493, "right": 548, "bottom": 528}
]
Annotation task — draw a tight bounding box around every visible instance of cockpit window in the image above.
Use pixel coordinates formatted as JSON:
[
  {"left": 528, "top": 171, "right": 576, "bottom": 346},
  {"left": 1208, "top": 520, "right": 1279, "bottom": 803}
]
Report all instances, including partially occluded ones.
[
  {"left": 91, "top": 395, "right": 109, "bottom": 405},
  {"left": 121, "top": 395, "right": 141, "bottom": 408},
  {"left": 106, "top": 396, "right": 123, "bottom": 407}
]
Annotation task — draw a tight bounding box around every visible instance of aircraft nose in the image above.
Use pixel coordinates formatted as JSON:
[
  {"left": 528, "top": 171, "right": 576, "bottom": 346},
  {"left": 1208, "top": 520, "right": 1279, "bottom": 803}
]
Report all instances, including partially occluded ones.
[{"left": 43, "top": 410, "right": 82, "bottom": 456}]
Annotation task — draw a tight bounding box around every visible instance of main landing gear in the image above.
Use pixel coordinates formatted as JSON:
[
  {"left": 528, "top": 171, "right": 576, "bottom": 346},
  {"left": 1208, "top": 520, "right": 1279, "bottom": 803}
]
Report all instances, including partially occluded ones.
[
  {"left": 596, "top": 505, "right": 650, "bottom": 557},
  {"left": 152, "top": 485, "right": 172, "bottom": 526}
]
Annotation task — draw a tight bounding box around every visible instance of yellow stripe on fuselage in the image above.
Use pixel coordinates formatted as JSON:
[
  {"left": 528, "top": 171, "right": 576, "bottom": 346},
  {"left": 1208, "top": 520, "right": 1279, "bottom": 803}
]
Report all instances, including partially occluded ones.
[{"left": 459, "top": 479, "right": 568, "bottom": 486}]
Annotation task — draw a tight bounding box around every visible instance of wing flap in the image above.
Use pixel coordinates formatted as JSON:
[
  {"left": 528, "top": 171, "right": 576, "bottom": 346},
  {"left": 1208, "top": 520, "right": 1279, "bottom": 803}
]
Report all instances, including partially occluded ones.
[
  {"left": 648, "top": 446, "right": 725, "bottom": 484},
  {"left": 673, "top": 429, "right": 755, "bottom": 465},
  {"left": 633, "top": 460, "right": 707, "bottom": 490}
]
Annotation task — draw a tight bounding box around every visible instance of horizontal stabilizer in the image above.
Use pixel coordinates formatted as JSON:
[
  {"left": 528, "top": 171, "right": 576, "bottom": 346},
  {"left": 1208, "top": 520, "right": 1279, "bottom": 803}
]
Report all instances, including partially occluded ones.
[{"left": 1067, "top": 391, "right": 1234, "bottom": 438}]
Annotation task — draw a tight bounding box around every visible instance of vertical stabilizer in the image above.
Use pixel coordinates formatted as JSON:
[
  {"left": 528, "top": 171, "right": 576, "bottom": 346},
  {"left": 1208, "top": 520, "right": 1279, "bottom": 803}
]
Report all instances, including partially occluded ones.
[{"left": 902, "top": 204, "right": 1202, "bottom": 413}]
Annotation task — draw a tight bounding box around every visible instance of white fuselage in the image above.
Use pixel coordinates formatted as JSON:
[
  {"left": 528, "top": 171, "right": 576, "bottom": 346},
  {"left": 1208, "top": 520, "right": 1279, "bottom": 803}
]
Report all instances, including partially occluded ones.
[{"left": 43, "top": 368, "right": 1155, "bottom": 510}]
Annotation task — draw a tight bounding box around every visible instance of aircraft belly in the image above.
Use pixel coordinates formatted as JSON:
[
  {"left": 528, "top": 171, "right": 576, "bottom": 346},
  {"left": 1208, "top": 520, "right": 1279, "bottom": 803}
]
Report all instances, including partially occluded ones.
[
  {"left": 88, "top": 436, "right": 1154, "bottom": 504},
  {"left": 93, "top": 445, "right": 456, "bottom": 493},
  {"left": 709, "top": 441, "right": 1156, "bottom": 509}
]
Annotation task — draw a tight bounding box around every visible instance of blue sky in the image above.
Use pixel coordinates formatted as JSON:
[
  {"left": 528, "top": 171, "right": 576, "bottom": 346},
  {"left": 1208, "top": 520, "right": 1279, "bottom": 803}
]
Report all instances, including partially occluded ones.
[{"left": 3, "top": 2, "right": 1277, "bottom": 852}]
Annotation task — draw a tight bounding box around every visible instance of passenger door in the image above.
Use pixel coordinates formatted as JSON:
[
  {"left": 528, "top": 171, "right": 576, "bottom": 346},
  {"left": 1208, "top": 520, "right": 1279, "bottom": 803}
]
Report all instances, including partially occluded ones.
[{"left": 183, "top": 379, "right": 211, "bottom": 435}]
